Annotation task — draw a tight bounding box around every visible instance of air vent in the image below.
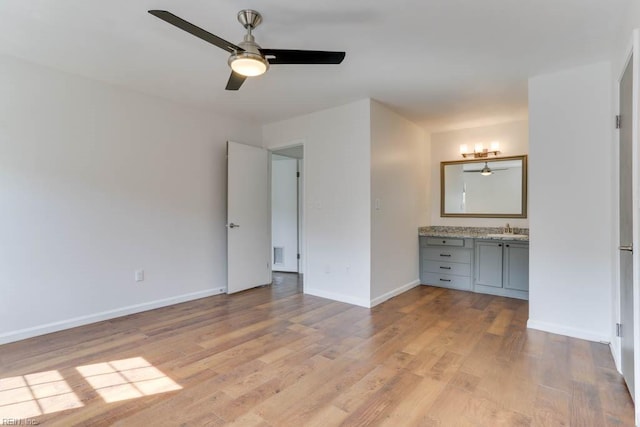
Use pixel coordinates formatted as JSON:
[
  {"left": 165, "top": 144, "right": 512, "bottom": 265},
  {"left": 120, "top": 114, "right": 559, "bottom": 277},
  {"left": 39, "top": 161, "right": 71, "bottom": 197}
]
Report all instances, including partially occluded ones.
[{"left": 273, "top": 247, "right": 284, "bottom": 265}]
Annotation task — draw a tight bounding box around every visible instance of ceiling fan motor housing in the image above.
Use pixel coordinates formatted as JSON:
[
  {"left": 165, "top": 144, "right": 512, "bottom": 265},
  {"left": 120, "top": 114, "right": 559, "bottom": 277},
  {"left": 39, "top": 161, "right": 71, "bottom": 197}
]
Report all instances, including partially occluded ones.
[{"left": 237, "top": 9, "right": 262, "bottom": 30}]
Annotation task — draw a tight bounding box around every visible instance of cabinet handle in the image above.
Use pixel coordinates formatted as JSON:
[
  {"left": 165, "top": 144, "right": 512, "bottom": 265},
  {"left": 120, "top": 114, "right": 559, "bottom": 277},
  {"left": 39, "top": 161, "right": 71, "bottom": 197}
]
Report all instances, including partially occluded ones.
[
  {"left": 439, "top": 278, "right": 451, "bottom": 282},
  {"left": 442, "top": 240, "right": 446, "bottom": 244},
  {"left": 440, "top": 254, "right": 452, "bottom": 257},
  {"left": 439, "top": 266, "right": 451, "bottom": 270},
  {"left": 506, "top": 244, "right": 510, "bottom": 247},
  {"left": 498, "top": 244, "right": 502, "bottom": 247}
]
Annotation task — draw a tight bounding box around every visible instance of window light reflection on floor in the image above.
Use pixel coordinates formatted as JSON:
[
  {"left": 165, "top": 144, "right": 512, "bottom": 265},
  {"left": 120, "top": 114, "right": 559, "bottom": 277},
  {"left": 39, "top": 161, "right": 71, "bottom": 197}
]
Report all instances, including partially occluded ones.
[
  {"left": 0, "top": 357, "right": 181, "bottom": 421},
  {"left": 76, "top": 357, "right": 182, "bottom": 403},
  {"left": 0, "top": 370, "right": 84, "bottom": 419}
]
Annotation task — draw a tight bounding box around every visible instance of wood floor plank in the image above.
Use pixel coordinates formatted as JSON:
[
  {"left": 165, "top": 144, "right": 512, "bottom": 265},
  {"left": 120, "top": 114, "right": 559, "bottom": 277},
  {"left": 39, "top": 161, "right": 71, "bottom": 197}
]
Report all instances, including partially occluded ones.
[
  {"left": 0, "top": 274, "right": 633, "bottom": 426},
  {"left": 401, "top": 319, "right": 450, "bottom": 355},
  {"left": 261, "top": 357, "right": 377, "bottom": 426},
  {"left": 539, "top": 333, "right": 573, "bottom": 393},
  {"left": 376, "top": 375, "right": 448, "bottom": 426},
  {"left": 532, "top": 385, "right": 570, "bottom": 427},
  {"left": 332, "top": 364, "right": 398, "bottom": 413},
  {"left": 595, "top": 367, "right": 636, "bottom": 426},
  {"left": 571, "top": 380, "right": 607, "bottom": 427},
  {"left": 569, "top": 338, "right": 599, "bottom": 384},
  {"left": 487, "top": 308, "right": 515, "bottom": 336},
  {"left": 338, "top": 368, "right": 423, "bottom": 426}
]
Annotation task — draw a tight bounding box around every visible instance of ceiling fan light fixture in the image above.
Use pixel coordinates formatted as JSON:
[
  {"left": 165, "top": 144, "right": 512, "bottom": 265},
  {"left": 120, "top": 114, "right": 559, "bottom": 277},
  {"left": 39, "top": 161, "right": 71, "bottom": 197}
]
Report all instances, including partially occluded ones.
[
  {"left": 480, "top": 162, "right": 493, "bottom": 176},
  {"left": 149, "top": 9, "right": 345, "bottom": 90},
  {"left": 229, "top": 52, "right": 269, "bottom": 77}
]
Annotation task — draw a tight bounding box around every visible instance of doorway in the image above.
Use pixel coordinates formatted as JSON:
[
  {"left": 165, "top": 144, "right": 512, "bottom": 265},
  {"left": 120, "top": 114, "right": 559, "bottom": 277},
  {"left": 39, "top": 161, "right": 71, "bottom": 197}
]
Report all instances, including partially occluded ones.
[{"left": 271, "top": 145, "right": 304, "bottom": 279}]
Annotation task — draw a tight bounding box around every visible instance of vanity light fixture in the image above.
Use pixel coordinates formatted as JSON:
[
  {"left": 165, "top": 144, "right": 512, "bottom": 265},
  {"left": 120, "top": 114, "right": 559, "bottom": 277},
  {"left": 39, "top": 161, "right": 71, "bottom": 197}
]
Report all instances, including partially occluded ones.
[{"left": 460, "top": 141, "right": 501, "bottom": 158}]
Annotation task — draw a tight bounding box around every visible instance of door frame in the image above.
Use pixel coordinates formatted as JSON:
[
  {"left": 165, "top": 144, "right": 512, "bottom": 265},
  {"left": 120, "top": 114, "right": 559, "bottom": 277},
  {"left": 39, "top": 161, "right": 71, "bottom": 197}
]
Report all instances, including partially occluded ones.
[
  {"left": 633, "top": 29, "right": 640, "bottom": 419},
  {"left": 613, "top": 29, "right": 640, "bottom": 420},
  {"left": 268, "top": 140, "right": 306, "bottom": 286},
  {"left": 269, "top": 152, "right": 300, "bottom": 273}
]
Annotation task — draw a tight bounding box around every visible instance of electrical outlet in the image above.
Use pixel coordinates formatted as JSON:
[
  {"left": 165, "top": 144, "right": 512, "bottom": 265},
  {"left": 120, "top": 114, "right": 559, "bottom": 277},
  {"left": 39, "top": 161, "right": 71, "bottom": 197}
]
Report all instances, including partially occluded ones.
[{"left": 135, "top": 270, "right": 144, "bottom": 282}]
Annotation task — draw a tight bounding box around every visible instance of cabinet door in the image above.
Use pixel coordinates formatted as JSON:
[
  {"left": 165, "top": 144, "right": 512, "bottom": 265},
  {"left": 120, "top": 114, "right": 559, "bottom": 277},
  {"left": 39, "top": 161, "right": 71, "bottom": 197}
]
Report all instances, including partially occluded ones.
[
  {"left": 503, "top": 243, "right": 529, "bottom": 291},
  {"left": 475, "top": 241, "right": 503, "bottom": 288}
]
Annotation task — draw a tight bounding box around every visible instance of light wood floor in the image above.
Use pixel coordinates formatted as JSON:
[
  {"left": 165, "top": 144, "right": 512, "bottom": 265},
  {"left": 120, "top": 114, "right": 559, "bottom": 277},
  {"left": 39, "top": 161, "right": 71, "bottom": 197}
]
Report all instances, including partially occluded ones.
[{"left": 0, "top": 273, "right": 635, "bottom": 426}]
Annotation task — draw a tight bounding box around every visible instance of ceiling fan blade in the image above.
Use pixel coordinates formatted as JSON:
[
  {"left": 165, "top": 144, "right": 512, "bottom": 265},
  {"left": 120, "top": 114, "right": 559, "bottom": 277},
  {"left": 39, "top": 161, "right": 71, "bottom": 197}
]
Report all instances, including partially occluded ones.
[
  {"left": 148, "top": 10, "right": 243, "bottom": 53},
  {"left": 225, "top": 72, "right": 247, "bottom": 91},
  {"left": 259, "top": 49, "right": 345, "bottom": 64}
]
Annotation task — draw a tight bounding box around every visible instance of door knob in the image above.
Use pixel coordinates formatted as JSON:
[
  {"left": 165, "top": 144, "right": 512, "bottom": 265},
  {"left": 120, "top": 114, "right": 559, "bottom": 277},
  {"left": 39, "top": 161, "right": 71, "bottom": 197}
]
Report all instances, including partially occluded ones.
[
  {"left": 227, "top": 223, "right": 240, "bottom": 229},
  {"left": 619, "top": 245, "right": 633, "bottom": 252}
]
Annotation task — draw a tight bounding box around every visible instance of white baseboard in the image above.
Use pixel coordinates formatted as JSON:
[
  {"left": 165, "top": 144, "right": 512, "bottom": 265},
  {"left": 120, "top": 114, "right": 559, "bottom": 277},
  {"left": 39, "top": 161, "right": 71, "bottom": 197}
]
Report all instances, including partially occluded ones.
[
  {"left": 304, "top": 287, "right": 370, "bottom": 308},
  {"left": 0, "top": 287, "right": 226, "bottom": 345},
  {"left": 527, "top": 319, "right": 611, "bottom": 343},
  {"left": 370, "top": 279, "right": 420, "bottom": 307},
  {"left": 305, "top": 279, "right": 420, "bottom": 309}
]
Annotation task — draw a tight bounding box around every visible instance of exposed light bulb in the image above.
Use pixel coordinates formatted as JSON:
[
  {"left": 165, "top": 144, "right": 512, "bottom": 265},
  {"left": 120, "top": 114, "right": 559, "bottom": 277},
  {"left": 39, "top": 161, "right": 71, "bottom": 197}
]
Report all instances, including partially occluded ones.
[{"left": 459, "top": 144, "right": 468, "bottom": 154}]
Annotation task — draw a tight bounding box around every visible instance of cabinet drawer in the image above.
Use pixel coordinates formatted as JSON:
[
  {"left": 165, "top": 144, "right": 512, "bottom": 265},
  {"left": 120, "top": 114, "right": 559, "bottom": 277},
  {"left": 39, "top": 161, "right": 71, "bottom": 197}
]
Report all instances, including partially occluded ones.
[
  {"left": 423, "top": 247, "right": 471, "bottom": 264},
  {"left": 422, "top": 273, "right": 471, "bottom": 291},
  {"left": 424, "top": 260, "right": 471, "bottom": 277},
  {"left": 426, "top": 237, "right": 464, "bottom": 247}
]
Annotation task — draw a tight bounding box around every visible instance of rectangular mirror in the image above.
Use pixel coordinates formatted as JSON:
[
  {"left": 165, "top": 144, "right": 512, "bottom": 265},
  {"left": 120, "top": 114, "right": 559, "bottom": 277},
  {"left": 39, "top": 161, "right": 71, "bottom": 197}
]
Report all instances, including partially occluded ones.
[{"left": 441, "top": 155, "right": 527, "bottom": 218}]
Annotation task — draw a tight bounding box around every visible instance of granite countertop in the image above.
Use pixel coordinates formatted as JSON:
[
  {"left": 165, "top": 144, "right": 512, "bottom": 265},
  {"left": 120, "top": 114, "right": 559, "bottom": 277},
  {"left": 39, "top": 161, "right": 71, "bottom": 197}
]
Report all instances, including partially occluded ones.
[{"left": 419, "top": 226, "right": 529, "bottom": 241}]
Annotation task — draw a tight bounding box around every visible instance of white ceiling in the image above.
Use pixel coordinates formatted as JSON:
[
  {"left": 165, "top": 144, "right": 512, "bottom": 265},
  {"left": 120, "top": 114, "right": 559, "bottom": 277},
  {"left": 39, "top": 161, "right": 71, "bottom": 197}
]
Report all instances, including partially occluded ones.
[{"left": 0, "top": 1, "right": 631, "bottom": 131}]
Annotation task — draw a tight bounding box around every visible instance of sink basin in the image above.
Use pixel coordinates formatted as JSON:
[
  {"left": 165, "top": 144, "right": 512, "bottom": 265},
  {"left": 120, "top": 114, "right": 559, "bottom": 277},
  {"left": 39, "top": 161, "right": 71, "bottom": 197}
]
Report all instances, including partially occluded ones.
[{"left": 486, "top": 233, "right": 528, "bottom": 239}]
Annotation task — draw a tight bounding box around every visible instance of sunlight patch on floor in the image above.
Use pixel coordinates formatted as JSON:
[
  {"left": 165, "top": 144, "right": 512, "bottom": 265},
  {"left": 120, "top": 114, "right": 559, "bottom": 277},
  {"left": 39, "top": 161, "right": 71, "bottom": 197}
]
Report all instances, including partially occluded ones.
[
  {"left": 0, "top": 357, "right": 181, "bottom": 420},
  {"left": 0, "top": 370, "right": 84, "bottom": 419},
  {"left": 76, "top": 357, "right": 182, "bottom": 403}
]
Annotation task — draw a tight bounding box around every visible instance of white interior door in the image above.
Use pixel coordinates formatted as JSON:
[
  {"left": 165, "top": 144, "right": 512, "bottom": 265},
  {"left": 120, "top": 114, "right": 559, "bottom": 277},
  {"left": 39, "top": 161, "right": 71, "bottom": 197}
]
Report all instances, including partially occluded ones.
[{"left": 227, "top": 141, "right": 271, "bottom": 294}]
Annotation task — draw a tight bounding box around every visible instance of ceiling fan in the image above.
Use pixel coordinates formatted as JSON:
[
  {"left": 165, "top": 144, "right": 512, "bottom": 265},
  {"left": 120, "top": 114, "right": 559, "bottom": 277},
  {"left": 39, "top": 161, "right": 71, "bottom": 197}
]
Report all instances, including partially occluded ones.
[
  {"left": 148, "top": 9, "right": 346, "bottom": 91},
  {"left": 463, "top": 162, "right": 507, "bottom": 176}
]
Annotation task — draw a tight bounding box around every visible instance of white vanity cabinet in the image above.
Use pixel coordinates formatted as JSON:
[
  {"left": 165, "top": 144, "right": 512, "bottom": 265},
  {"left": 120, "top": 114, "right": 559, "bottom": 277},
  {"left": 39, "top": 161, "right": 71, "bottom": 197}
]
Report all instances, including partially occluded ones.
[
  {"left": 474, "top": 240, "right": 529, "bottom": 300},
  {"left": 419, "top": 237, "right": 473, "bottom": 291}
]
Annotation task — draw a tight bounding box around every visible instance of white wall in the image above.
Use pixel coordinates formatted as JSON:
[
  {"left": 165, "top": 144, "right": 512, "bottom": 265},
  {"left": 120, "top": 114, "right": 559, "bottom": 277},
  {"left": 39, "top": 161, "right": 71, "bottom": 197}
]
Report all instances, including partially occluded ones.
[
  {"left": 370, "top": 100, "right": 428, "bottom": 305},
  {"left": 263, "top": 100, "right": 372, "bottom": 306},
  {"left": 271, "top": 156, "right": 298, "bottom": 272},
  {"left": 429, "top": 120, "right": 529, "bottom": 227},
  {"left": 0, "top": 54, "right": 261, "bottom": 344},
  {"left": 528, "top": 61, "right": 613, "bottom": 342}
]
